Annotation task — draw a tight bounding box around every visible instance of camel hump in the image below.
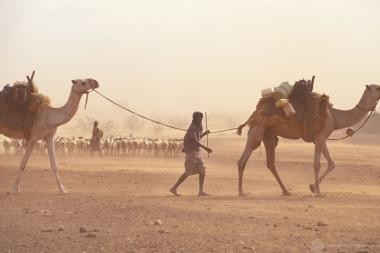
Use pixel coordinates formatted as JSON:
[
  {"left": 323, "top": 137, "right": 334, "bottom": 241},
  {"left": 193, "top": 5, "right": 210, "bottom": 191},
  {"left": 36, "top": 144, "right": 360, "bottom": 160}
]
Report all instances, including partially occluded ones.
[
  {"left": 302, "top": 93, "right": 331, "bottom": 142},
  {"left": 0, "top": 82, "right": 51, "bottom": 140},
  {"left": 239, "top": 91, "right": 330, "bottom": 140}
]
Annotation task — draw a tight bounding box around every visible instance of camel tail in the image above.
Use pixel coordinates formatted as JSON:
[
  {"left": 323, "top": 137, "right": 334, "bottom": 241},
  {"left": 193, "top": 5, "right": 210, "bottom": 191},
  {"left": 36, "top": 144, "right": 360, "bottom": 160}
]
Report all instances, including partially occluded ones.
[
  {"left": 237, "top": 124, "right": 246, "bottom": 135},
  {"left": 237, "top": 110, "right": 258, "bottom": 135},
  {"left": 237, "top": 119, "right": 257, "bottom": 135}
]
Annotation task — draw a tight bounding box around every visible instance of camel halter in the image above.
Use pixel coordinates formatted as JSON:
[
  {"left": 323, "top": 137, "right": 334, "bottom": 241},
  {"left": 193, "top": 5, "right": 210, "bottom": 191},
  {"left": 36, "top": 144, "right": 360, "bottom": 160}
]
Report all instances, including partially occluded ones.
[
  {"left": 83, "top": 89, "right": 96, "bottom": 109},
  {"left": 71, "top": 88, "right": 95, "bottom": 109},
  {"left": 328, "top": 97, "right": 379, "bottom": 141},
  {"left": 355, "top": 97, "right": 380, "bottom": 112}
]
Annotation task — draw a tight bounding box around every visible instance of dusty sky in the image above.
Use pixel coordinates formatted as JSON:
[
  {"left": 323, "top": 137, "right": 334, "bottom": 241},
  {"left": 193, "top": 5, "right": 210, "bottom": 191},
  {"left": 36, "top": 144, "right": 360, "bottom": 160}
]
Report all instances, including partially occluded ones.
[{"left": 1, "top": 0, "right": 379, "bottom": 122}]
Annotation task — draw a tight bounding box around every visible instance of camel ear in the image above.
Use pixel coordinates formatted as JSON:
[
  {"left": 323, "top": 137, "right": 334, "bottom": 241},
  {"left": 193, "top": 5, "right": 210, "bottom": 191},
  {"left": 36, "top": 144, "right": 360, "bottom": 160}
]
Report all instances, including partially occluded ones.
[
  {"left": 366, "top": 85, "right": 370, "bottom": 90},
  {"left": 71, "top": 80, "right": 75, "bottom": 84}
]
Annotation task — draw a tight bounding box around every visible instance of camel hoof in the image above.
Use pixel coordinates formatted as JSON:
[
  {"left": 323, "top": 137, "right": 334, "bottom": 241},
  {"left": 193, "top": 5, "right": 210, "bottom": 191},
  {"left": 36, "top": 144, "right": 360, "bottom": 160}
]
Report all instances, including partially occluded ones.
[
  {"left": 282, "top": 191, "right": 291, "bottom": 196},
  {"left": 309, "top": 184, "right": 315, "bottom": 194},
  {"left": 239, "top": 192, "right": 248, "bottom": 197},
  {"left": 315, "top": 193, "right": 325, "bottom": 198},
  {"left": 11, "top": 186, "right": 22, "bottom": 193},
  {"left": 58, "top": 186, "right": 69, "bottom": 194}
]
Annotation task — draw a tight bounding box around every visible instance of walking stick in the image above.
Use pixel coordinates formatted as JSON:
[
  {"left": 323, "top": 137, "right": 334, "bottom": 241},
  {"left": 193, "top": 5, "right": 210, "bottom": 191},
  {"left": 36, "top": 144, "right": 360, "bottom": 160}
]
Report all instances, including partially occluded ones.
[{"left": 205, "top": 112, "right": 209, "bottom": 158}]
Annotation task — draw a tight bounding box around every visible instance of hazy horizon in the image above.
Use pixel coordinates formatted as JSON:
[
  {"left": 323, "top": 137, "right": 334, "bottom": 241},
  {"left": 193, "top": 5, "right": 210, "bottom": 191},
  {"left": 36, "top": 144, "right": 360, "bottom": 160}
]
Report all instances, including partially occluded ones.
[{"left": 1, "top": 0, "right": 379, "bottom": 130}]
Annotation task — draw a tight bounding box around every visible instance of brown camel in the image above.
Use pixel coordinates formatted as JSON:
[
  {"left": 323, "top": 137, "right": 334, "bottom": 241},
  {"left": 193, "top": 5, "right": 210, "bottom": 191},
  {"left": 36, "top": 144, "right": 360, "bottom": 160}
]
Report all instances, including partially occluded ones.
[
  {"left": 1, "top": 78, "right": 99, "bottom": 193},
  {"left": 237, "top": 84, "right": 380, "bottom": 197}
]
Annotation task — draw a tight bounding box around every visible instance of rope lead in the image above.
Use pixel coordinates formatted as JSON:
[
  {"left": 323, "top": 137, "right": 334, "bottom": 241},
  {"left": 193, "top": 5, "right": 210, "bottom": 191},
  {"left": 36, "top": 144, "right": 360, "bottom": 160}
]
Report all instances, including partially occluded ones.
[{"left": 91, "top": 89, "right": 237, "bottom": 134}]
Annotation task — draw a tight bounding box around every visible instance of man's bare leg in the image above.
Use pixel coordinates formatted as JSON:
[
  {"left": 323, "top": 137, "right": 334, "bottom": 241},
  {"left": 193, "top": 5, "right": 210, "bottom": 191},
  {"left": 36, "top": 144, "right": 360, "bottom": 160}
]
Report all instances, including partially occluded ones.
[
  {"left": 170, "top": 173, "right": 188, "bottom": 196},
  {"left": 198, "top": 172, "right": 209, "bottom": 196}
]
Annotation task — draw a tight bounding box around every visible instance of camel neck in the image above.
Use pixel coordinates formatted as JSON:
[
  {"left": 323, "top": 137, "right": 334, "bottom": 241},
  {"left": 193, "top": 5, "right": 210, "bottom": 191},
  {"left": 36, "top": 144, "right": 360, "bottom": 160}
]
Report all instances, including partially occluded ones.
[
  {"left": 331, "top": 91, "right": 377, "bottom": 130},
  {"left": 47, "top": 89, "right": 83, "bottom": 127}
]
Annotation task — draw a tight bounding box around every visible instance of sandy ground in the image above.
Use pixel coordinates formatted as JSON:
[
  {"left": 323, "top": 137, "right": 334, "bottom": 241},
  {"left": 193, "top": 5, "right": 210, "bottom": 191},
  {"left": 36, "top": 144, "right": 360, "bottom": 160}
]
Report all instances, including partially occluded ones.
[{"left": 0, "top": 136, "right": 380, "bottom": 253}]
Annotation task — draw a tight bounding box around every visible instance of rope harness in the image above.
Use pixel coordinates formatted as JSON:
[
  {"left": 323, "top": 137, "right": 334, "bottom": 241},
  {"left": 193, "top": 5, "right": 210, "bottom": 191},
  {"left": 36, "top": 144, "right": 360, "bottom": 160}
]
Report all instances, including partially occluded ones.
[
  {"left": 84, "top": 91, "right": 90, "bottom": 109},
  {"left": 89, "top": 89, "right": 238, "bottom": 135},
  {"left": 327, "top": 98, "right": 379, "bottom": 141},
  {"left": 72, "top": 89, "right": 92, "bottom": 110}
]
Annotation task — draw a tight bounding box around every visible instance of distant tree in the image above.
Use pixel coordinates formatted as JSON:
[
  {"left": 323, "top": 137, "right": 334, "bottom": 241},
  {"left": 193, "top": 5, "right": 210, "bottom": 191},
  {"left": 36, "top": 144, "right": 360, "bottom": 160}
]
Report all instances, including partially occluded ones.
[
  {"left": 169, "top": 116, "right": 187, "bottom": 129},
  {"left": 152, "top": 122, "right": 164, "bottom": 136},
  {"left": 65, "top": 117, "right": 95, "bottom": 136},
  {"left": 102, "top": 120, "right": 116, "bottom": 135},
  {"left": 123, "top": 115, "right": 145, "bottom": 134}
]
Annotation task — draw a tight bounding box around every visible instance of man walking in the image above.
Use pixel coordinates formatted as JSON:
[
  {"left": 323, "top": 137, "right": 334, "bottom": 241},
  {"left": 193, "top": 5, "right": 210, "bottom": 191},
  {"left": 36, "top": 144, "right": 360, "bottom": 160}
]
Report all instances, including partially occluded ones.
[{"left": 170, "top": 112, "right": 212, "bottom": 196}]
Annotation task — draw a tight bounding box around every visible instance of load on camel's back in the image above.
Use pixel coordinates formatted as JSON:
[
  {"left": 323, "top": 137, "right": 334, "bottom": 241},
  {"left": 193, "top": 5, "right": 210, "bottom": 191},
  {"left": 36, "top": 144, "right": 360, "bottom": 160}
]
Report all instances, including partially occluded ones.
[
  {"left": 0, "top": 71, "right": 50, "bottom": 140},
  {"left": 238, "top": 76, "right": 331, "bottom": 142},
  {"left": 236, "top": 76, "right": 380, "bottom": 197}
]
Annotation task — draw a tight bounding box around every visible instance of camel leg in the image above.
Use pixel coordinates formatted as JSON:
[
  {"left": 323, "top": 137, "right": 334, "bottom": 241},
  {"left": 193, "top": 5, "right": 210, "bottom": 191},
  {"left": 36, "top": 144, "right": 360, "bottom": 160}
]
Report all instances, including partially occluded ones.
[
  {"left": 312, "top": 136, "right": 325, "bottom": 197},
  {"left": 12, "top": 139, "right": 36, "bottom": 192},
  {"left": 319, "top": 144, "right": 336, "bottom": 183},
  {"left": 309, "top": 144, "right": 336, "bottom": 193},
  {"left": 263, "top": 130, "right": 290, "bottom": 196},
  {"left": 45, "top": 134, "right": 67, "bottom": 193},
  {"left": 237, "top": 126, "right": 265, "bottom": 196}
]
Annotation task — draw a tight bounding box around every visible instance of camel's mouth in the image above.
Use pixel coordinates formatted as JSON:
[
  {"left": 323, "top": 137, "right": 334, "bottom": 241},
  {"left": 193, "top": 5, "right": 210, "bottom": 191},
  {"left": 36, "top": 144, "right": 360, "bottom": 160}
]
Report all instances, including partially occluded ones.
[{"left": 90, "top": 79, "right": 99, "bottom": 90}]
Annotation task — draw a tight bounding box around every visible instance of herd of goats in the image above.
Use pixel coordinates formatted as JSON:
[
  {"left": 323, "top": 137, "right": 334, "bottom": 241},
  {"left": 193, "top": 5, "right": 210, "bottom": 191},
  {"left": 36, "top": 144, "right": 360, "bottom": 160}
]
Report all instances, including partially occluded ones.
[{"left": 1, "top": 136, "right": 184, "bottom": 157}]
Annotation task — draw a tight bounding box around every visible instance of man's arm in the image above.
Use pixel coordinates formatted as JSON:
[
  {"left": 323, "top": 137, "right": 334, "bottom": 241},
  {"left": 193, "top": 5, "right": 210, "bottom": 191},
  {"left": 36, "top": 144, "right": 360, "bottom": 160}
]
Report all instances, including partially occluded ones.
[
  {"left": 187, "top": 128, "right": 212, "bottom": 153},
  {"left": 194, "top": 139, "right": 212, "bottom": 153},
  {"left": 200, "top": 130, "right": 210, "bottom": 139}
]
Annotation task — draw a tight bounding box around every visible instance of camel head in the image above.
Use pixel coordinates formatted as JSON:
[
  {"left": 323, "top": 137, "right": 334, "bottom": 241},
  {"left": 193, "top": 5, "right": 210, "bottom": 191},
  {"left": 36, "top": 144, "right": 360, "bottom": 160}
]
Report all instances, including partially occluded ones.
[
  {"left": 365, "top": 84, "right": 380, "bottom": 101},
  {"left": 71, "top": 78, "right": 99, "bottom": 94}
]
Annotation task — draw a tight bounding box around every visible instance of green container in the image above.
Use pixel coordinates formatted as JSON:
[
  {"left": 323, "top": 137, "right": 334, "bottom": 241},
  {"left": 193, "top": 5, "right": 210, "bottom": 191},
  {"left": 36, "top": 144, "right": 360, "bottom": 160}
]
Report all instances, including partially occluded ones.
[{"left": 274, "top": 82, "right": 293, "bottom": 100}]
